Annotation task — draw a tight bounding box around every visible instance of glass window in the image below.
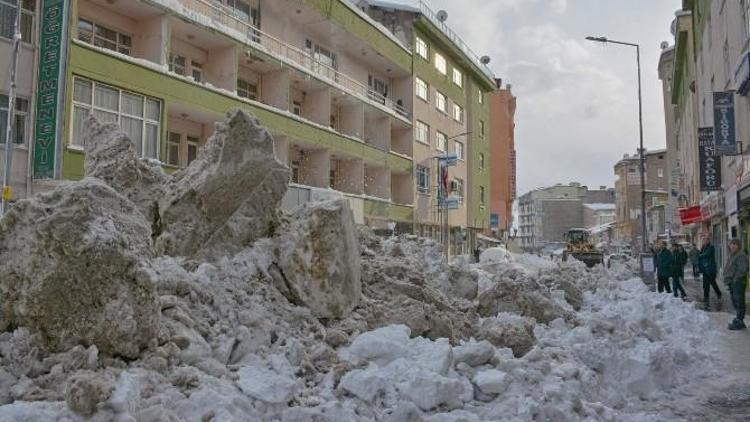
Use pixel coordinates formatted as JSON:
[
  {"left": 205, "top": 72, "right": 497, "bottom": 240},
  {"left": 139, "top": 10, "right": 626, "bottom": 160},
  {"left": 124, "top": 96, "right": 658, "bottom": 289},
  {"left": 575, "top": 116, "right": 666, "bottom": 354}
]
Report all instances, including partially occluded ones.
[
  {"left": 479, "top": 153, "right": 485, "bottom": 169},
  {"left": 480, "top": 186, "right": 485, "bottom": 205},
  {"left": 0, "top": 94, "right": 29, "bottom": 145},
  {"left": 77, "top": 18, "right": 131, "bottom": 55},
  {"left": 435, "top": 53, "right": 447, "bottom": 75},
  {"left": 478, "top": 89, "right": 483, "bottom": 104},
  {"left": 415, "top": 77, "right": 429, "bottom": 101},
  {"left": 415, "top": 36, "right": 429, "bottom": 60},
  {"left": 479, "top": 120, "right": 485, "bottom": 138},
  {"left": 169, "top": 54, "right": 186, "bottom": 75},
  {"left": 452, "top": 68, "right": 463, "bottom": 87},
  {"left": 415, "top": 120, "right": 429, "bottom": 144},
  {"left": 454, "top": 141, "right": 464, "bottom": 160},
  {"left": 416, "top": 165, "right": 430, "bottom": 193},
  {"left": 167, "top": 132, "right": 181, "bottom": 166},
  {"left": 436, "top": 131, "right": 447, "bottom": 152},
  {"left": 436, "top": 92, "right": 446, "bottom": 113},
  {"left": 1, "top": 0, "right": 35, "bottom": 42},
  {"left": 237, "top": 78, "right": 258, "bottom": 100},
  {"left": 453, "top": 178, "right": 464, "bottom": 203},
  {"left": 191, "top": 61, "right": 203, "bottom": 82},
  {"left": 70, "top": 77, "right": 161, "bottom": 159},
  {"left": 452, "top": 103, "right": 463, "bottom": 123},
  {"left": 187, "top": 137, "right": 199, "bottom": 165}
]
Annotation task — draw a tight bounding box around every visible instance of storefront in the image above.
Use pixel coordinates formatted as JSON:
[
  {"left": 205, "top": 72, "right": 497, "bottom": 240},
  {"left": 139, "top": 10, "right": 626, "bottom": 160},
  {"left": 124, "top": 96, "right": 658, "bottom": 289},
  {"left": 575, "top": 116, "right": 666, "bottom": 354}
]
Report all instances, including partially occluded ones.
[
  {"left": 701, "top": 192, "right": 726, "bottom": 266},
  {"left": 738, "top": 181, "right": 750, "bottom": 251}
]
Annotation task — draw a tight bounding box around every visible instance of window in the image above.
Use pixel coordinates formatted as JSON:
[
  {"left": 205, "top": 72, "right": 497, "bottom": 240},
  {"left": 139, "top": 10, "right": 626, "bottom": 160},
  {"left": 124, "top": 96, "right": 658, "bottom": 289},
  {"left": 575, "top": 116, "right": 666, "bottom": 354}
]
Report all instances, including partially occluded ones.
[
  {"left": 77, "top": 19, "right": 131, "bottom": 55},
  {"left": 415, "top": 36, "right": 429, "bottom": 60},
  {"left": 478, "top": 89, "right": 483, "bottom": 104},
  {"left": 187, "top": 136, "right": 199, "bottom": 165},
  {"left": 416, "top": 77, "right": 429, "bottom": 101},
  {"left": 417, "top": 165, "right": 430, "bottom": 193},
  {"left": 292, "top": 101, "right": 302, "bottom": 116},
  {"left": 169, "top": 53, "right": 186, "bottom": 75},
  {"left": 452, "top": 68, "right": 463, "bottom": 87},
  {"left": 435, "top": 53, "right": 447, "bottom": 74},
  {"left": 436, "top": 91, "right": 447, "bottom": 113},
  {"left": 71, "top": 77, "right": 160, "bottom": 159},
  {"left": 237, "top": 78, "right": 258, "bottom": 100},
  {"left": 479, "top": 153, "right": 485, "bottom": 170},
  {"left": 658, "top": 168, "right": 664, "bottom": 178},
  {"left": 167, "top": 132, "right": 181, "bottom": 166},
  {"left": 479, "top": 120, "right": 485, "bottom": 138},
  {"left": 0, "top": 94, "right": 29, "bottom": 145},
  {"left": 745, "top": 0, "right": 750, "bottom": 38},
  {"left": 480, "top": 186, "right": 486, "bottom": 205},
  {"left": 453, "top": 178, "right": 464, "bottom": 203},
  {"left": 454, "top": 141, "right": 464, "bottom": 160},
  {"left": 415, "top": 120, "right": 429, "bottom": 144},
  {"left": 167, "top": 132, "right": 200, "bottom": 167},
  {"left": 225, "top": 0, "right": 260, "bottom": 27},
  {"left": 290, "top": 160, "right": 300, "bottom": 183},
  {"left": 368, "top": 74, "right": 389, "bottom": 103},
  {"left": 452, "top": 103, "right": 463, "bottom": 123},
  {"left": 306, "top": 39, "right": 337, "bottom": 75},
  {"left": 191, "top": 61, "right": 203, "bottom": 82},
  {"left": 436, "top": 131, "right": 447, "bottom": 152},
  {"left": 1, "top": 0, "right": 34, "bottom": 42}
]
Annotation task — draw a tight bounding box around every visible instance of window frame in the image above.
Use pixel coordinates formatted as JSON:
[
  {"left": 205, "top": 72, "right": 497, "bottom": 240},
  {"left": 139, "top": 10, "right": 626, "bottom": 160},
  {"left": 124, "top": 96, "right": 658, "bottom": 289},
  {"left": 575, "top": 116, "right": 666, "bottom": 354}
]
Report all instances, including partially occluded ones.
[
  {"left": 415, "top": 77, "right": 429, "bottom": 102},
  {"left": 435, "top": 91, "right": 447, "bottom": 114},
  {"left": 237, "top": 77, "right": 259, "bottom": 100},
  {"left": 0, "top": 93, "right": 29, "bottom": 146},
  {"left": 169, "top": 53, "right": 186, "bottom": 76},
  {"left": 452, "top": 68, "right": 463, "bottom": 87},
  {"left": 436, "top": 130, "right": 447, "bottom": 152},
  {"left": 167, "top": 131, "right": 181, "bottom": 167},
  {"left": 452, "top": 103, "right": 463, "bottom": 123},
  {"left": 479, "top": 185, "right": 486, "bottom": 205},
  {"left": 479, "top": 152, "right": 485, "bottom": 170},
  {"left": 479, "top": 120, "right": 486, "bottom": 138},
  {"left": 77, "top": 18, "right": 132, "bottom": 55},
  {"left": 434, "top": 52, "right": 447, "bottom": 75},
  {"left": 415, "top": 36, "right": 429, "bottom": 60},
  {"left": 454, "top": 141, "right": 464, "bottom": 160},
  {"left": 191, "top": 61, "right": 203, "bottom": 82},
  {"left": 453, "top": 178, "right": 464, "bottom": 203},
  {"left": 415, "top": 120, "right": 430, "bottom": 145},
  {"left": 478, "top": 89, "right": 484, "bottom": 104},
  {"left": 416, "top": 165, "right": 430, "bottom": 194},
  {"left": 1, "top": 0, "right": 36, "bottom": 43},
  {"left": 70, "top": 77, "right": 161, "bottom": 160}
]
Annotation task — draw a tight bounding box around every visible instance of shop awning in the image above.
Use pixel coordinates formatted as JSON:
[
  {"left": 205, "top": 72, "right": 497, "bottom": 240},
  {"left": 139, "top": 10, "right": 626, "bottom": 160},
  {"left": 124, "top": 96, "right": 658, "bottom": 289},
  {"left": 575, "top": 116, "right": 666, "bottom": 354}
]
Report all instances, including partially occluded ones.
[{"left": 678, "top": 206, "right": 702, "bottom": 225}]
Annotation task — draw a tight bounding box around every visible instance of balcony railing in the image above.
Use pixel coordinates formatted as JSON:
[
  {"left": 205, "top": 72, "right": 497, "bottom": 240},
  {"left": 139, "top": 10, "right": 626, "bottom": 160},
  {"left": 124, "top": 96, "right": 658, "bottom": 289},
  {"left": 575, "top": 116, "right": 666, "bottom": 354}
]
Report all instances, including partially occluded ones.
[{"left": 172, "top": 0, "right": 410, "bottom": 119}]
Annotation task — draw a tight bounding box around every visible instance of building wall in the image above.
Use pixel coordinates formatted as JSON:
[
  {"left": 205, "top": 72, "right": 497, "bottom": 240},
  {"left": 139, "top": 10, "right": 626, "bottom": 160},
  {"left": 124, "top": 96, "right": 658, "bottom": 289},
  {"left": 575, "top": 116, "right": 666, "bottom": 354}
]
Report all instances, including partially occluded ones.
[
  {"left": 539, "top": 199, "right": 584, "bottom": 243},
  {"left": 488, "top": 85, "right": 516, "bottom": 235}
]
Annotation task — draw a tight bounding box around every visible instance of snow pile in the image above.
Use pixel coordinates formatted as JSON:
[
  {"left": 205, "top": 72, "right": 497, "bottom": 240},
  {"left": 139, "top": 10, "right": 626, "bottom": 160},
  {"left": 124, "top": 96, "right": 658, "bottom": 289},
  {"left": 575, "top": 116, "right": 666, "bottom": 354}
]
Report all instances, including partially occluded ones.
[{"left": 0, "top": 111, "right": 721, "bottom": 421}]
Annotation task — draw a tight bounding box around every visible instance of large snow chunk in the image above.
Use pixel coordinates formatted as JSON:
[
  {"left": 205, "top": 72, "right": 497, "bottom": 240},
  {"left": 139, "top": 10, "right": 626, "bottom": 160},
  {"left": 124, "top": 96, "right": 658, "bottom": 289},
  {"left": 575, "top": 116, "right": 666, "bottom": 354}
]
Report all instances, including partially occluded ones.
[
  {"left": 472, "top": 369, "right": 510, "bottom": 395},
  {"left": 273, "top": 198, "right": 361, "bottom": 319},
  {"left": 341, "top": 325, "right": 411, "bottom": 366},
  {"left": 237, "top": 358, "right": 302, "bottom": 404},
  {"left": 0, "top": 179, "right": 159, "bottom": 359},
  {"left": 477, "top": 314, "right": 536, "bottom": 357},
  {"left": 83, "top": 116, "right": 167, "bottom": 224},
  {"left": 157, "top": 109, "right": 290, "bottom": 260},
  {"left": 395, "top": 371, "right": 468, "bottom": 411},
  {"left": 452, "top": 340, "right": 495, "bottom": 367}
]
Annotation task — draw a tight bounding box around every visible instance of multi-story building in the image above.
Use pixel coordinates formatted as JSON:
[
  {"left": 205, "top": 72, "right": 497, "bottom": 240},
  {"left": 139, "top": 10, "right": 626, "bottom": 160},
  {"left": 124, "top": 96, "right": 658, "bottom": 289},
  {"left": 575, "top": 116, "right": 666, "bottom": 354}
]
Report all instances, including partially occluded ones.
[
  {"left": 353, "top": 0, "right": 496, "bottom": 254},
  {"left": 661, "top": 0, "right": 750, "bottom": 265},
  {"left": 517, "top": 183, "right": 615, "bottom": 251},
  {"left": 488, "top": 80, "right": 516, "bottom": 239},
  {"left": 613, "top": 149, "right": 669, "bottom": 248}
]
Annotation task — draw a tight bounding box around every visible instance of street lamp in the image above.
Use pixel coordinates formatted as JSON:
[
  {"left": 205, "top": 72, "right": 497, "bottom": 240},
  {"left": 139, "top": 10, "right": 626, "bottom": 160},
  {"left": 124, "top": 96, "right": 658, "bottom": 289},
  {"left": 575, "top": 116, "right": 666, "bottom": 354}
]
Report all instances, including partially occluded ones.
[
  {"left": 585, "top": 35, "right": 647, "bottom": 256},
  {"left": 435, "top": 131, "right": 472, "bottom": 261}
]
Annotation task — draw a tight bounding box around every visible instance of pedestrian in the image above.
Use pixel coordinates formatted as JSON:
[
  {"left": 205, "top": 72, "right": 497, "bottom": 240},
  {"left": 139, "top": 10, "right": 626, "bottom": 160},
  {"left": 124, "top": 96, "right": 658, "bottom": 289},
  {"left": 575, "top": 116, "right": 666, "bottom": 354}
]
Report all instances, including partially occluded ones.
[
  {"left": 473, "top": 247, "right": 481, "bottom": 263},
  {"left": 698, "top": 235, "right": 722, "bottom": 310},
  {"left": 723, "top": 238, "right": 748, "bottom": 331},
  {"left": 655, "top": 240, "right": 674, "bottom": 294},
  {"left": 689, "top": 243, "right": 700, "bottom": 278},
  {"left": 671, "top": 243, "right": 688, "bottom": 299}
]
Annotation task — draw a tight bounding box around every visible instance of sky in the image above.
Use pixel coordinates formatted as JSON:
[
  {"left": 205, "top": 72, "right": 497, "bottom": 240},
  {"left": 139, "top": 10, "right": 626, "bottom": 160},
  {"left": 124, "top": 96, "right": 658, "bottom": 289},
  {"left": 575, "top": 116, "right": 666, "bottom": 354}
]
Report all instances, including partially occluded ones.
[{"left": 419, "top": 0, "right": 679, "bottom": 195}]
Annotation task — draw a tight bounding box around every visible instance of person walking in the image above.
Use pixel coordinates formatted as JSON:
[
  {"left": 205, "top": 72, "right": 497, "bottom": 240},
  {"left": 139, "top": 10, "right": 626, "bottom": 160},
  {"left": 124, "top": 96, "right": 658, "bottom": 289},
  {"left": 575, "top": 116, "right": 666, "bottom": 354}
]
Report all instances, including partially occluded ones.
[
  {"left": 671, "top": 243, "right": 688, "bottom": 299},
  {"left": 655, "top": 240, "right": 674, "bottom": 294},
  {"left": 724, "top": 239, "right": 748, "bottom": 331},
  {"left": 689, "top": 244, "right": 700, "bottom": 278},
  {"left": 698, "top": 236, "right": 722, "bottom": 310}
]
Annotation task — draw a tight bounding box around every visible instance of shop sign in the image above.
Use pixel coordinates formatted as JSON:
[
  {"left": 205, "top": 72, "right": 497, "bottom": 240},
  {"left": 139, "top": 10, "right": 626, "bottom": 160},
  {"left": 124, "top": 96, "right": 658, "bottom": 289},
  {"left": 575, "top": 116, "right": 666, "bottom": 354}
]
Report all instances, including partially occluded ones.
[
  {"left": 490, "top": 213, "right": 499, "bottom": 228},
  {"left": 700, "top": 192, "right": 725, "bottom": 220},
  {"left": 713, "top": 91, "right": 736, "bottom": 155},
  {"left": 725, "top": 184, "right": 738, "bottom": 215},
  {"left": 698, "top": 127, "right": 722, "bottom": 191},
  {"left": 678, "top": 206, "right": 702, "bottom": 225}
]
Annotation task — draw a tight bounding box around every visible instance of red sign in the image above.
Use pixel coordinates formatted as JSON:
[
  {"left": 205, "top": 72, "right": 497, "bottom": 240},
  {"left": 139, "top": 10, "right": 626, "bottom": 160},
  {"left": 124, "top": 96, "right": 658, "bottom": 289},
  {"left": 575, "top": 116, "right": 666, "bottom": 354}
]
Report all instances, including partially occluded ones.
[{"left": 678, "top": 206, "right": 702, "bottom": 225}]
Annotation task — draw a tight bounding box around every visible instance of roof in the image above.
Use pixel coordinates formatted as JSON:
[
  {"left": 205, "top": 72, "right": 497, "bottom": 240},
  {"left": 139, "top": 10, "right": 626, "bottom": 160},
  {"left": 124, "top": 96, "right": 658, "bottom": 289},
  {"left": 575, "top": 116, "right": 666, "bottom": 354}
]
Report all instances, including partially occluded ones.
[
  {"left": 364, "top": 0, "right": 421, "bottom": 12},
  {"left": 584, "top": 203, "right": 616, "bottom": 211}
]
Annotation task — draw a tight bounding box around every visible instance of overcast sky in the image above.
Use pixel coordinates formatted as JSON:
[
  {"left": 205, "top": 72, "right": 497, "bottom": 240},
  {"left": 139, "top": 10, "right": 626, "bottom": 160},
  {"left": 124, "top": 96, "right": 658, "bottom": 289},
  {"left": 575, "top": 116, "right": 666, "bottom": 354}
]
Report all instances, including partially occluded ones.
[{"left": 422, "top": 0, "right": 678, "bottom": 195}]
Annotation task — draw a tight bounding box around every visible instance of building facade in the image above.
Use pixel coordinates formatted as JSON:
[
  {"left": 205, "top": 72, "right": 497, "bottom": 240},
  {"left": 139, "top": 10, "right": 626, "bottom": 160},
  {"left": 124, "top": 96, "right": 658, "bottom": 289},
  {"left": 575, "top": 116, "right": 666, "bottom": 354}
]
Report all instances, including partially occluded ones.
[
  {"left": 1, "top": 0, "right": 498, "bottom": 253},
  {"left": 613, "top": 149, "right": 669, "bottom": 248},
  {"left": 488, "top": 80, "right": 516, "bottom": 239}
]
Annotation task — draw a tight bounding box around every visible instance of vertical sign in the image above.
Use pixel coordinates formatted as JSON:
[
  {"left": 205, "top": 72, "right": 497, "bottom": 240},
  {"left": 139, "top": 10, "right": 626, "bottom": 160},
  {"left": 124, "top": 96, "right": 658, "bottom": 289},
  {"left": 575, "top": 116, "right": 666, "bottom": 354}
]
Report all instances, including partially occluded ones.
[
  {"left": 698, "top": 127, "right": 722, "bottom": 191},
  {"left": 33, "top": 0, "right": 68, "bottom": 179},
  {"left": 713, "top": 91, "right": 736, "bottom": 155}
]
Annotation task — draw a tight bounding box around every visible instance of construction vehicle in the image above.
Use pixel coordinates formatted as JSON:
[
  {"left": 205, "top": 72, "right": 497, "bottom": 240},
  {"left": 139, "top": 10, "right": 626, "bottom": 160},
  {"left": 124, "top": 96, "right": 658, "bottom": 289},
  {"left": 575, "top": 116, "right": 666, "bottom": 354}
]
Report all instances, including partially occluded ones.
[{"left": 562, "top": 228, "right": 604, "bottom": 268}]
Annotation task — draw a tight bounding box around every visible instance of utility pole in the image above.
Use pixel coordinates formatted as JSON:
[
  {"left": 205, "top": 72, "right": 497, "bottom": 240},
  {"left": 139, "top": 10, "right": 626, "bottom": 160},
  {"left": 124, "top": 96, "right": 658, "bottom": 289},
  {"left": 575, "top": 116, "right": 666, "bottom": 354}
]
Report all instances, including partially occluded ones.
[{"left": 1, "top": 2, "right": 22, "bottom": 215}]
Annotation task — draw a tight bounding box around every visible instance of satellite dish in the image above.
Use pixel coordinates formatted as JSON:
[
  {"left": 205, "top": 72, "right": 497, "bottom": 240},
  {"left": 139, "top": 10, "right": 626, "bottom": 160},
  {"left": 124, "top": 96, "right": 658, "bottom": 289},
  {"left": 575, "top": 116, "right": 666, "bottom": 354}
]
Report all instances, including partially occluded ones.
[
  {"left": 480, "top": 56, "right": 491, "bottom": 65},
  {"left": 436, "top": 10, "right": 448, "bottom": 22},
  {"left": 660, "top": 41, "right": 669, "bottom": 50}
]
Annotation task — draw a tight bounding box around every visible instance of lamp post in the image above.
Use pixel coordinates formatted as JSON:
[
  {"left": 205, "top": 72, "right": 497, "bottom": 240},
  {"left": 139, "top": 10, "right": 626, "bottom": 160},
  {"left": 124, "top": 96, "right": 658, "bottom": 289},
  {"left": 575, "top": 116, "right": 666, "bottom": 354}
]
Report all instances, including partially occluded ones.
[
  {"left": 585, "top": 36, "right": 647, "bottom": 255},
  {"left": 436, "top": 131, "right": 472, "bottom": 261},
  {"left": 1, "top": 3, "right": 22, "bottom": 216}
]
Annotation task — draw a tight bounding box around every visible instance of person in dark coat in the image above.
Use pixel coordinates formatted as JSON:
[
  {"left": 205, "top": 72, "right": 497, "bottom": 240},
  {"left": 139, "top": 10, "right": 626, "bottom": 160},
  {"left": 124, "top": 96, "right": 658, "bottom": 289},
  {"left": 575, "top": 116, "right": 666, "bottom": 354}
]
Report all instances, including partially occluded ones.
[
  {"left": 698, "top": 236, "right": 722, "bottom": 309},
  {"left": 671, "top": 243, "right": 688, "bottom": 299},
  {"left": 689, "top": 244, "right": 700, "bottom": 277},
  {"left": 655, "top": 241, "right": 674, "bottom": 294},
  {"left": 724, "top": 239, "right": 748, "bottom": 330}
]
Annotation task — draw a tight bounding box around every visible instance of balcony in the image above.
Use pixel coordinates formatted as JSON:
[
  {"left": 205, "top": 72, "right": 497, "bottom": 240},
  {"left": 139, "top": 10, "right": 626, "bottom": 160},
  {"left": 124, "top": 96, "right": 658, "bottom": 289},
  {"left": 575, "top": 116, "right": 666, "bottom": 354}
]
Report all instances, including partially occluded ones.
[{"left": 157, "top": 0, "right": 410, "bottom": 120}]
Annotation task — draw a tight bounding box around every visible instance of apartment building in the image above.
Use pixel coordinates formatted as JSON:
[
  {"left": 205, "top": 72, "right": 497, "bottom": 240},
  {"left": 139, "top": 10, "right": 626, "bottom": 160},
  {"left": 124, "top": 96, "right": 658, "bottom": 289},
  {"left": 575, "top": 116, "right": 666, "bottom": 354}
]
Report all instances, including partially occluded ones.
[
  {"left": 354, "top": 0, "right": 495, "bottom": 254},
  {"left": 613, "top": 149, "right": 668, "bottom": 248},
  {"left": 0, "top": 0, "right": 38, "bottom": 201},
  {"left": 488, "top": 80, "right": 516, "bottom": 239},
  {"left": 5, "top": 0, "right": 419, "bottom": 230}
]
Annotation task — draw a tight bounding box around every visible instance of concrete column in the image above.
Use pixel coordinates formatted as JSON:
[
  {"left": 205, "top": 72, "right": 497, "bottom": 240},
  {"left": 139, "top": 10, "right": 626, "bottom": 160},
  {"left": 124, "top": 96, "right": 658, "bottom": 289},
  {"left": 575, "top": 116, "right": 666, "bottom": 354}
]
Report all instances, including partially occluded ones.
[
  {"left": 337, "top": 158, "right": 364, "bottom": 194},
  {"left": 365, "top": 114, "right": 391, "bottom": 151},
  {"left": 340, "top": 103, "right": 364, "bottom": 139},
  {"left": 365, "top": 165, "right": 390, "bottom": 200},
  {"left": 299, "top": 149, "right": 330, "bottom": 188},
  {"left": 302, "top": 88, "right": 331, "bottom": 127},
  {"left": 261, "top": 69, "right": 290, "bottom": 110},
  {"left": 391, "top": 171, "right": 413, "bottom": 205},
  {"left": 135, "top": 15, "right": 168, "bottom": 65},
  {"left": 205, "top": 45, "right": 238, "bottom": 92}
]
